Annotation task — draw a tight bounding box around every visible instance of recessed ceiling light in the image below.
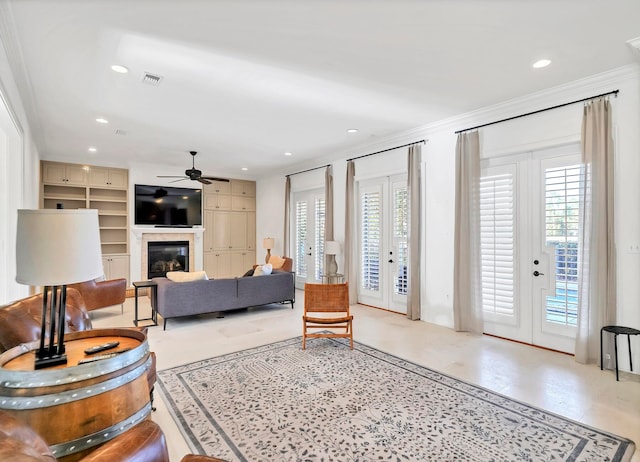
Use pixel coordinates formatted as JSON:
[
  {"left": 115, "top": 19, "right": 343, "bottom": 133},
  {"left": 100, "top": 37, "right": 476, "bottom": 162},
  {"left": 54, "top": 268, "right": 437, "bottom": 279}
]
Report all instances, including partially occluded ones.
[
  {"left": 241, "top": 167, "right": 248, "bottom": 171},
  {"left": 284, "top": 152, "right": 292, "bottom": 156},
  {"left": 95, "top": 117, "right": 109, "bottom": 124},
  {"left": 88, "top": 147, "right": 97, "bottom": 152},
  {"left": 532, "top": 59, "right": 551, "bottom": 69},
  {"left": 347, "top": 128, "right": 359, "bottom": 133},
  {"left": 111, "top": 64, "right": 129, "bottom": 74}
]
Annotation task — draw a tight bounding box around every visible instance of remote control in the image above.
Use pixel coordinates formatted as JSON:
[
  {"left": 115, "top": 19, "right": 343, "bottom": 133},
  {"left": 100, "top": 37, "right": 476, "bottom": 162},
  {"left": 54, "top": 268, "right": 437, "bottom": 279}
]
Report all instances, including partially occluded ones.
[
  {"left": 77, "top": 348, "right": 131, "bottom": 365},
  {"left": 83, "top": 341, "right": 120, "bottom": 355}
]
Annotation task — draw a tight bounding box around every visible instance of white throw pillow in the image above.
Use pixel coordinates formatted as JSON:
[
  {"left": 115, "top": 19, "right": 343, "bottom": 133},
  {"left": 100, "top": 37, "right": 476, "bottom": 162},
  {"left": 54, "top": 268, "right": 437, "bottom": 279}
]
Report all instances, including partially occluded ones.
[
  {"left": 166, "top": 270, "right": 209, "bottom": 282},
  {"left": 253, "top": 263, "right": 273, "bottom": 276}
]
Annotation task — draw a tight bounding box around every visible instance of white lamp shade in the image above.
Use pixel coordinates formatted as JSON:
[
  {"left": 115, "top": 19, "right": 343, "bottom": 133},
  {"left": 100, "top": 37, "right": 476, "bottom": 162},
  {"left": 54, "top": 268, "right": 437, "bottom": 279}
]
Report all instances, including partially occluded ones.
[
  {"left": 325, "top": 240, "right": 341, "bottom": 255},
  {"left": 16, "top": 209, "right": 104, "bottom": 286},
  {"left": 263, "top": 237, "right": 275, "bottom": 249}
]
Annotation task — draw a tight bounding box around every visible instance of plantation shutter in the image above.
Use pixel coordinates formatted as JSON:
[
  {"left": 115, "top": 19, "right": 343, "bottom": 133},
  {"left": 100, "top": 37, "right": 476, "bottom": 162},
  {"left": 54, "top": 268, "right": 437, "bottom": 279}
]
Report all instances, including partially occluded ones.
[
  {"left": 315, "top": 198, "right": 326, "bottom": 280},
  {"left": 295, "top": 200, "right": 308, "bottom": 277},
  {"left": 480, "top": 169, "right": 515, "bottom": 316},
  {"left": 393, "top": 184, "right": 408, "bottom": 295},
  {"left": 361, "top": 189, "right": 381, "bottom": 291},
  {"left": 544, "top": 165, "right": 581, "bottom": 326}
]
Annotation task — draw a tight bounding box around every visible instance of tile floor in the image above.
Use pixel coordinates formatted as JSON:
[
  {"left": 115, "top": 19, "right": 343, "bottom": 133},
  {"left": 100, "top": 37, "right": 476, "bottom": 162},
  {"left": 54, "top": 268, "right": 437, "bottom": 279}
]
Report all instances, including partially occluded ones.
[{"left": 91, "top": 291, "right": 640, "bottom": 462}]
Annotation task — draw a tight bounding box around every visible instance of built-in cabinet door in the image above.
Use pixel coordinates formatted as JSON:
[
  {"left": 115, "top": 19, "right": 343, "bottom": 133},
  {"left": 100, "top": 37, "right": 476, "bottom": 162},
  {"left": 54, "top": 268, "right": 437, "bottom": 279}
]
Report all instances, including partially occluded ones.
[
  {"left": 43, "top": 163, "right": 87, "bottom": 186},
  {"left": 212, "top": 211, "right": 247, "bottom": 250},
  {"left": 231, "top": 195, "right": 256, "bottom": 212},
  {"left": 211, "top": 212, "right": 231, "bottom": 250},
  {"left": 246, "top": 212, "right": 256, "bottom": 251},
  {"left": 231, "top": 180, "right": 256, "bottom": 197},
  {"left": 230, "top": 251, "right": 255, "bottom": 277},
  {"left": 207, "top": 180, "right": 231, "bottom": 195},
  {"left": 203, "top": 211, "right": 215, "bottom": 251},
  {"left": 89, "top": 167, "right": 127, "bottom": 188},
  {"left": 204, "top": 252, "right": 232, "bottom": 279},
  {"left": 101, "top": 255, "right": 129, "bottom": 284},
  {"left": 204, "top": 193, "right": 231, "bottom": 210}
]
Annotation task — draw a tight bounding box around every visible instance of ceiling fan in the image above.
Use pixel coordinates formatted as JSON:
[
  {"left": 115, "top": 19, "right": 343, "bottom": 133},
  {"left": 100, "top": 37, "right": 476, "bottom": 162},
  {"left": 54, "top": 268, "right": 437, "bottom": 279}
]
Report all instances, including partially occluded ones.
[{"left": 157, "top": 151, "right": 228, "bottom": 185}]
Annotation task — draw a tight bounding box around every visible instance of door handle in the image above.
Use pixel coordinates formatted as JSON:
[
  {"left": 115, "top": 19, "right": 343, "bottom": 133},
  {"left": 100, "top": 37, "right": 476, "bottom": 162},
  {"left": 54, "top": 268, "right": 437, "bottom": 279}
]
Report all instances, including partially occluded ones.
[
  {"left": 533, "top": 271, "right": 544, "bottom": 277},
  {"left": 388, "top": 259, "right": 394, "bottom": 263},
  {"left": 307, "top": 253, "right": 312, "bottom": 256}
]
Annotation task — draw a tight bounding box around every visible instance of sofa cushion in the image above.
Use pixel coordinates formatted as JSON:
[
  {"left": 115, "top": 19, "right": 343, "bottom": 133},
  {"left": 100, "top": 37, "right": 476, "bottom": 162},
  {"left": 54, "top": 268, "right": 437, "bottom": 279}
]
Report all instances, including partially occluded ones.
[
  {"left": 253, "top": 264, "right": 273, "bottom": 276},
  {"left": 166, "top": 271, "right": 209, "bottom": 282}
]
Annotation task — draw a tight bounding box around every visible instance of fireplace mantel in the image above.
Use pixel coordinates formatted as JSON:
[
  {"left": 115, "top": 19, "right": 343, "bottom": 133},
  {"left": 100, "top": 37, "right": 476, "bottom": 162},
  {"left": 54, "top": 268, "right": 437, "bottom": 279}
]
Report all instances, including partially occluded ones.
[
  {"left": 131, "top": 226, "right": 205, "bottom": 238},
  {"left": 131, "top": 226, "right": 205, "bottom": 281}
]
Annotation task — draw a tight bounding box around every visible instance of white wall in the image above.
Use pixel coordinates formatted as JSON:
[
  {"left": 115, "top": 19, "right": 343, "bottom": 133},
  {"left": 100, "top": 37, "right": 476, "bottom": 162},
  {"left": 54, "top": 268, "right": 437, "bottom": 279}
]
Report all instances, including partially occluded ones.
[
  {"left": 256, "top": 64, "right": 640, "bottom": 372},
  {"left": 0, "top": 28, "right": 40, "bottom": 304}
]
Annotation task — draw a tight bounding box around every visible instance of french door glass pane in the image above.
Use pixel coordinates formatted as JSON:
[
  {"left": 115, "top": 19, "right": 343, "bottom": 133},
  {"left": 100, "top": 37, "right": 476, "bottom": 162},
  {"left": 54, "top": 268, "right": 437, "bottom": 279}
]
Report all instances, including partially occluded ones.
[
  {"left": 315, "top": 198, "right": 326, "bottom": 280},
  {"left": 393, "top": 186, "right": 408, "bottom": 295},
  {"left": 544, "top": 165, "right": 581, "bottom": 326},
  {"left": 361, "top": 190, "right": 380, "bottom": 291},
  {"left": 295, "top": 200, "right": 307, "bottom": 277},
  {"left": 480, "top": 172, "right": 515, "bottom": 316}
]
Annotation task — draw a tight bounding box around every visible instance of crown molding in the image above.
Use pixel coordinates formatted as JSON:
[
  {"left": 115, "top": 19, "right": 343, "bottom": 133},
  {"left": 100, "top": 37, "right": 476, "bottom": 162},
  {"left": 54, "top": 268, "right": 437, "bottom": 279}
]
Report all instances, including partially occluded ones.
[
  {"left": 420, "top": 64, "right": 640, "bottom": 136},
  {"left": 291, "top": 64, "right": 640, "bottom": 176},
  {"left": 0, "top": 0, "right": 44, "bottom": 149}
]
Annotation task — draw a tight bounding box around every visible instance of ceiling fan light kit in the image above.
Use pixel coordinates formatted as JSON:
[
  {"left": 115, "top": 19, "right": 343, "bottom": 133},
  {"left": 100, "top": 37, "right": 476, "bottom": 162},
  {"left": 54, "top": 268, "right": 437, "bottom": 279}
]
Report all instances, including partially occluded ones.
[{"left": 157, "top": 151, "right": 228, "bottom": 185}]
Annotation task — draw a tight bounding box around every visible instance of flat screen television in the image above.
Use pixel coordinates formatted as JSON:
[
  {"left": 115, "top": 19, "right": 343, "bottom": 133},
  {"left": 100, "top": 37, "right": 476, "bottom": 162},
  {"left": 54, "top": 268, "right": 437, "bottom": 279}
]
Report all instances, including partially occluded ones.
[{"left": 135, "top": 184, "right": 202, "bottom": 227}]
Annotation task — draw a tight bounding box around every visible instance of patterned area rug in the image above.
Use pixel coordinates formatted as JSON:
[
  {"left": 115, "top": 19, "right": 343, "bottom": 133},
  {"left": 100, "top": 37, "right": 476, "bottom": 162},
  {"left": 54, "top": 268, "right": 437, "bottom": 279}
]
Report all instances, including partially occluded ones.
[{"left": 157, "top": 337, "right": 635, "bottom": 462}]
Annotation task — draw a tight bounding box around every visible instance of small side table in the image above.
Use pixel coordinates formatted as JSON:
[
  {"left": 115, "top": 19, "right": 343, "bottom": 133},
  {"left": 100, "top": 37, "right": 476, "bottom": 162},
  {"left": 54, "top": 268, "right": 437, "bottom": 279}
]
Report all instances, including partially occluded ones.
[
  {"left": 600, "top": 325, "right": 640, "bottom": 381},
  {"left": 321, "top": 273, "right": 344, "bottom": 284},
  {"left": 132, "top": 280, "right": 158, "bottom": 327}
]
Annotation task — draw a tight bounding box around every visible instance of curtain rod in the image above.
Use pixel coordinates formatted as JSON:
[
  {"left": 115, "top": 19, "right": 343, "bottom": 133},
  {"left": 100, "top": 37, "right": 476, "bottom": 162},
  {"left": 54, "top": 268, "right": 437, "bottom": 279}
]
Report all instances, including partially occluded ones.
[
  {"left": 346, "top": 140, "right": 426, "bottom": 162},
  {"left": 454, "top": 89, "right": 619, "bottom": 134},
  {"left": 286, "top": 164, "right": 331, "bottom": 178}
]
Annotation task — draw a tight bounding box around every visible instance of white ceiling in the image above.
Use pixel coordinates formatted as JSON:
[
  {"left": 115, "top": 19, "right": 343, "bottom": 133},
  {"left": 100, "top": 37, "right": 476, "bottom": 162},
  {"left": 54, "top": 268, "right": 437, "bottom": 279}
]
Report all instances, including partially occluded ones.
[{"left": 3, "top": 0, "right": 640, "bottom": 179}]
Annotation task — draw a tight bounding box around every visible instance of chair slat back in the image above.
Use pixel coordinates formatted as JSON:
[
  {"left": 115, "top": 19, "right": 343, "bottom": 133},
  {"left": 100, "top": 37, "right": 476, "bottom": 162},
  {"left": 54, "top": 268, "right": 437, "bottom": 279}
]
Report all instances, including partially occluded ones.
[{"left": 304, "top": 283, "right": 349, "bottom": 314}]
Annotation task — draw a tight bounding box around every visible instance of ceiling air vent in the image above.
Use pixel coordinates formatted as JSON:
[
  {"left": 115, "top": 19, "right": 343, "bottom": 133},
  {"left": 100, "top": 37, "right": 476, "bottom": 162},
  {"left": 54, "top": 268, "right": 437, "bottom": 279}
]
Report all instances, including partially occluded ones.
[
  {"left": 114, "top": 129, "right": 127, "bottom": 136},
  {"left": 141, "top": 72, "right": 163, "bottom": 86}
]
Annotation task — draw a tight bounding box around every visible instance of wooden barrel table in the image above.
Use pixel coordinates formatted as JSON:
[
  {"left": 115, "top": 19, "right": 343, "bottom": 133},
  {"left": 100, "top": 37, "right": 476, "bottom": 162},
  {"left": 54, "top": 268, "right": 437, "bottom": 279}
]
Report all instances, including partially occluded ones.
[{"left": 0, "top": 328, "right": 153, "bottom": 462}]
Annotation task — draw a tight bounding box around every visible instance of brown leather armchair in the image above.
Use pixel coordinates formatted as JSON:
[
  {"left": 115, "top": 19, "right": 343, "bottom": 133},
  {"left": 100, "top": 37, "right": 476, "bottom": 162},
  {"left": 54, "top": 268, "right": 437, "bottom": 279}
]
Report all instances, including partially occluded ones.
[
  {"left": 67, "top": 278, "right": 127, "bottom": 312},
  {"left": 0, "top": 289, "right": 91, "bottom": 353},
  {"left": 0, "top": 408, "right": 167, "bottom": 461},
  {"left": 0, "top": 289, "right": 156, "bottom": 405}
]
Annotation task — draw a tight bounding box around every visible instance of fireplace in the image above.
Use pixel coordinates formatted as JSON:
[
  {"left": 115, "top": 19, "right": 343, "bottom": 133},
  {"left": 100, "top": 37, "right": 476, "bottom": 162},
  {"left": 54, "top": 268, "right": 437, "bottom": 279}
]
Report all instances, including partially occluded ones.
[{"left": 148, "top": 241, "right": 189, "bottom": 278}]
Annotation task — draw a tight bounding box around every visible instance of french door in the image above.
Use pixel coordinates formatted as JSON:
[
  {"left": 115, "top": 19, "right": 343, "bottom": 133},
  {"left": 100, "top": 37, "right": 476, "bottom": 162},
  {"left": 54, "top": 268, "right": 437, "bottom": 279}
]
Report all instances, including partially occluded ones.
[
  {"left": 480, "top": 144, "right": 582, "bottom": 353},
  {"left": 357, "top": 175, "right": 408, "bottom": 313},
  {"left": 293, "top": 189, "right": 325, "bottom": 288}
]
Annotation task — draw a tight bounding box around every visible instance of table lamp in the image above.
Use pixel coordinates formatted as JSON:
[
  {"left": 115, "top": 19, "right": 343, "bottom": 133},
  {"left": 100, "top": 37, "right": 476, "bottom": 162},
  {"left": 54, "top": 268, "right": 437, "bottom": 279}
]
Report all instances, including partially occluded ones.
[
  {"left": 16, "top": 209, "right": 103, "bottom": 369},
  {"left": 263, "top": 237, "right": 275, "bottom": 263},
  {"left": 325, "top": 240, "right": 341, "bottom": 276}
]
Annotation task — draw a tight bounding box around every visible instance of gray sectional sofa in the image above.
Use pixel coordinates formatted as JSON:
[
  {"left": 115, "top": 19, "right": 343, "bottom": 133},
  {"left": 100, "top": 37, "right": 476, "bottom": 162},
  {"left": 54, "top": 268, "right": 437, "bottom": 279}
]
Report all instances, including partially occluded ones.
[{"left": 153, "top": 271, "right": 295, "bottom": 329}]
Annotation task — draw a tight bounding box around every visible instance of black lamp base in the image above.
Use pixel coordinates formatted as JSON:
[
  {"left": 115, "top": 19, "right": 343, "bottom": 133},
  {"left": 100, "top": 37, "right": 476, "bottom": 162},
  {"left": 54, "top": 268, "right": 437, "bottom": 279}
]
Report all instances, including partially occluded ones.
[{"left": 35, "top": 352, "right": 67, "bottom": 369}]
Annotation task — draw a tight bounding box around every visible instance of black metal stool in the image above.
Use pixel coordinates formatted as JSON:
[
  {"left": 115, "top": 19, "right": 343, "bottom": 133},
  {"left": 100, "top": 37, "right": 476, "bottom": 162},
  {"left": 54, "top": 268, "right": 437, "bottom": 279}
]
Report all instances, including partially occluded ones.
[{"left": 600, "top": 325, "right": 640, "bottom": 381}]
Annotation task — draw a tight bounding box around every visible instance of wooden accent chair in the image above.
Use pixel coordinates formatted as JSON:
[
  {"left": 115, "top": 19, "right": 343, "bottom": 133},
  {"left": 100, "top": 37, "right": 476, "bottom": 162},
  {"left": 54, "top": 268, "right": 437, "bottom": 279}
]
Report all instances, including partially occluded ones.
[{"left": 302, "top": 283, "right": 353, "bottom": 350}]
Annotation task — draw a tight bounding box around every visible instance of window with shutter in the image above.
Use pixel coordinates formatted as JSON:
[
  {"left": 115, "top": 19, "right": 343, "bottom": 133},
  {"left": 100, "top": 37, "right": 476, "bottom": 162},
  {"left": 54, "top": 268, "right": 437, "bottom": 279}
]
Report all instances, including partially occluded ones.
[
  {"left": 480, "top": 171, "right": 515, "bottom": 317},
  {"left": 544, "top": 165, "right": 581, "bottom": 326},
  {"left": 393, "top": 185, "right": 408, "bottom": 295},
  {"left": 361, "top": 190, "right": 381, "bottom": 291},
  {"left": 295, "top": 200, "right": 307, "bottom": 277},
  {"left": 315, "top": 198, "right": 326, "bottom": 280}
]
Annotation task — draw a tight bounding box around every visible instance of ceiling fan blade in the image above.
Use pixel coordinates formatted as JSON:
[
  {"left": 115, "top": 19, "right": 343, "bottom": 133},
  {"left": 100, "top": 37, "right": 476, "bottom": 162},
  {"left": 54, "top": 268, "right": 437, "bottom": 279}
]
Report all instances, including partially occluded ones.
[
  {"left": 169, "top": 178, "right": 189, "bottom": 183},
  {"left": 197, "top": 178, "right": 212, "bottom": 185},
  {"left": 157, "top": 175, "right": 188, "bottom": 178},
  {"left": 200, "top": 176, "right": 229, "bottom": 182}
]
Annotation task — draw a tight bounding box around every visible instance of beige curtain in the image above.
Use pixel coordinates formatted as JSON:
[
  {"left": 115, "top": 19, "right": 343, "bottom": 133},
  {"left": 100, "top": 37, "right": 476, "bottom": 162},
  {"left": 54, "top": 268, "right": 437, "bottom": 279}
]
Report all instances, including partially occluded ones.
[
  {"left": 344, "top": 160, "right": 357, "bottom": 304},
  {"left": 575, "top": 98, "right": 616, "bottom": 365},
  {"left": 406, "top": 144, "right": 422, "bottom": 320},
  {"left": 324, "top": 165, "right": 334, "bottom": 270},
  {"left": 284, "top": 176, "right": 291, "bottom": 257},
  {"left": 453, "top": 131, "right": 483, "bottom": 333}
]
